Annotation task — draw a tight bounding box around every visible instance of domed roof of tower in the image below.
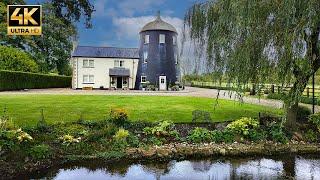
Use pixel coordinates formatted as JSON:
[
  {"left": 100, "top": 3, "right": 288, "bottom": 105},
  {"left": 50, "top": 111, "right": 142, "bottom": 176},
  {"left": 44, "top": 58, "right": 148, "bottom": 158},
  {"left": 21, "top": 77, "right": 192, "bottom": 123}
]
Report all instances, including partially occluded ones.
[{"left": 140, "top": 11, "right": 177, "bottom": 33}]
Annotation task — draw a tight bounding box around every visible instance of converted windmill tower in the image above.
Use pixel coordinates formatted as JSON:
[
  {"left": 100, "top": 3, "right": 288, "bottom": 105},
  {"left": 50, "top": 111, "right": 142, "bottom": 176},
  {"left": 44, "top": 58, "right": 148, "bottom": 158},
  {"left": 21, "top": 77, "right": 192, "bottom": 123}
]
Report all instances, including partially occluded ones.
[{"left": 135, "top": 11, "right": 180, "bottom": 90}]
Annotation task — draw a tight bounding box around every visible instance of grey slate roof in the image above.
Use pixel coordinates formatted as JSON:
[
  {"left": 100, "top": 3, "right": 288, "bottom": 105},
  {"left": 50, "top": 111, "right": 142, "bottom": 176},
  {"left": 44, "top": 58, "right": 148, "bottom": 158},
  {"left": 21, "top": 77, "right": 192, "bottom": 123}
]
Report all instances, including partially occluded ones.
[
  {"left": 109, "top": 68, "right": 130, "bottom": 76},
  {"left": 72, "top": 46, "right": 139, "bottom": 59}
]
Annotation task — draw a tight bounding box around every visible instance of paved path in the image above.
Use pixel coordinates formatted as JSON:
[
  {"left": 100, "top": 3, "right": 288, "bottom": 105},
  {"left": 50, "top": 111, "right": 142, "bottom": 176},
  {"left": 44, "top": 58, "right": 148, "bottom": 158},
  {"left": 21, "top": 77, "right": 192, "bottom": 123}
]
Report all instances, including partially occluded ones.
[{"left": 1, "top": 87, "right": 319, "bottom": 112}]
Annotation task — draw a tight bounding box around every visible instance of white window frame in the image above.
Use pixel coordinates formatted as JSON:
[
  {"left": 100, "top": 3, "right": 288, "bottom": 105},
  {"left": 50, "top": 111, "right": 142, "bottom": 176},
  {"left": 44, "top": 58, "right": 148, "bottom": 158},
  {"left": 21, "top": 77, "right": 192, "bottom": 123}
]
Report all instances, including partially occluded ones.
[
  {"left": 83, "top": 75, "right": 94, "bottom": 84},
  {"left": 141, "top": 76, "right": 147, "bottom": 83},
  {"left": 83, "top": 59, "right": 94, "bottom": 68},
  {"left": 144, "top": 35, "right": 150, "bottom": 44},
  {"left": 159, "top": 34, "right": 165, "bottom": 44},
  {"left": 83, "top": 59, "right": 88, "bottom": 67},
  {"left": 114, "top": 60, "right": 124, "bottom": 67},
  {"left": 89, "top": 60, "right": 94, "bottom": 67},
  {"left": 143, "top": 51, "right": 148, "bottom": 63}
]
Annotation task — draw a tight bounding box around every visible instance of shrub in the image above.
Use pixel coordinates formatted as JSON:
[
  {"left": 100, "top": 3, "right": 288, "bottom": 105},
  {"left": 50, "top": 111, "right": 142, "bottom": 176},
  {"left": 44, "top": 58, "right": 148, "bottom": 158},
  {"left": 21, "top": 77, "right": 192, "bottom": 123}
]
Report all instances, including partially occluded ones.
[
  {"left": 227, "top": 117, "right": 259, "bottom": 137},
  {"left": 59, "top": 134, "right": 81, "bottom": 145},
  {"left": 211, "top": 129, "right": 235, "bottom": 143},
  {"left": 305, "top": 129, "right": 318, "bottom": 143},
  {"left": 192, "top": 110, "right": 212, "bottom": 123},
  {"left": 0, "top": 46, "right": 38, "bottom": 72},
  {"left": 113, "top": 128, "right": 129, "bottom": 141},
  {"left": 36, "top": 109, "right": 50, "bottom": 132},
  {"left": 28, "top": 144, "right": 52, "bottom": 159},
  {"left": 297, "top": 105, "right": 311, "bottom": 123},
  {"left": 109, "top": 108, "right": 129, "bottom": 127},
  {"left": 0, "top": 70, "right": 71, "bottom": 91},
  {"left": 268, "top": 122, "right": 288, "bottom": 143},
  {"left": 308, "top": 113, "right": 320, "bottom": 133},
  {"left": 187, "top": 127, "right": 212, "bottom": 143},
  {"left": 143, "top": 121, "right": 174, "bottom": 137}
]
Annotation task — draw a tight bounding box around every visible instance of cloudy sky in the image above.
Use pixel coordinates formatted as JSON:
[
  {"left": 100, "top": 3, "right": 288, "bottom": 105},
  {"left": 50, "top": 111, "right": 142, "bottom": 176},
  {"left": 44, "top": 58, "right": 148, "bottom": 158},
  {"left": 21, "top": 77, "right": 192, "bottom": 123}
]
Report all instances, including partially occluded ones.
[
  {"left": 27, "top": 0, "right": 205, "bottom": 73},
  {"left": 25, "top": 0, "right": 195, "bottom": 47}
]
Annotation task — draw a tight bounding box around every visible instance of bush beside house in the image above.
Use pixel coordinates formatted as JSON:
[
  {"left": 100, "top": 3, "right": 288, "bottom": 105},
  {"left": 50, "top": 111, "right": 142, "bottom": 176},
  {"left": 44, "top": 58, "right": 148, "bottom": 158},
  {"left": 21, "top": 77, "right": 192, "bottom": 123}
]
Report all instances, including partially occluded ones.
[
  {"left": 0, "top": 70, "right": 71, "bottom": 91},
  {"left": 0, "top": 46, "right": 39, "bottom": 73}
]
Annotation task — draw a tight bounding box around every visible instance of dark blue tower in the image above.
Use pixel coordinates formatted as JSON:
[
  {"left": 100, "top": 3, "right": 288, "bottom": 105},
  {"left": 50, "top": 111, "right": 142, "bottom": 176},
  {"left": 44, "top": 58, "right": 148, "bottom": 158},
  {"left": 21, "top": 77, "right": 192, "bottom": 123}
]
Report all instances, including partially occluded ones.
[{"left": 135, "top": 12, "right": 179, "bottom": 90}]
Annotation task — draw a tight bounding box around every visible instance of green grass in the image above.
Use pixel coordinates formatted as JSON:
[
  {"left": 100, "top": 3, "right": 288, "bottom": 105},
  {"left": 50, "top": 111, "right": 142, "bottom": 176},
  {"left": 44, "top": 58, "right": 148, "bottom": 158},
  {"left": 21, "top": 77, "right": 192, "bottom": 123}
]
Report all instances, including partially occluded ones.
[{"left": 0, "top": 95, "right": 282, "bottom": 127}]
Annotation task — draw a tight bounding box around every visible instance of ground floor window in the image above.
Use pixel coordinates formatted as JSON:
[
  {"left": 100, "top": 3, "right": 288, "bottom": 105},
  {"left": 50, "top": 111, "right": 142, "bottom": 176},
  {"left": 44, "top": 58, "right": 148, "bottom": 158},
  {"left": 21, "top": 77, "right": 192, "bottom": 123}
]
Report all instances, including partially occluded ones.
[
  {"left": 141, "top": 76, "right": 146, "bottom": 83},
  {"left": 83, "top": 75, "right": 94, "bottom": 83}
]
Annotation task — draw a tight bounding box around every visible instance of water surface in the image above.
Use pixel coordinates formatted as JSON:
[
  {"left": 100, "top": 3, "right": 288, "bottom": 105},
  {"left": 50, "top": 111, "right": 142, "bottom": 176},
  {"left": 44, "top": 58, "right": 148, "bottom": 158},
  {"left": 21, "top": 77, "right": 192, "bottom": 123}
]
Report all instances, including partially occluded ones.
[{"left": 28, "top": 155, "right": 320, "bottom": 180}]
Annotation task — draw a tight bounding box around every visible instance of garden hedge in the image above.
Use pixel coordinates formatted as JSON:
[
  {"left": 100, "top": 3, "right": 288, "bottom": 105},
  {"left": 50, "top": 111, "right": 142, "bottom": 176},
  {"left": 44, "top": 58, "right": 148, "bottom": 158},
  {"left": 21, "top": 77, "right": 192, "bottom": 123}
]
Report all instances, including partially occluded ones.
[{"left": 0, "top": 70, "right": 71, "bottom": 91}]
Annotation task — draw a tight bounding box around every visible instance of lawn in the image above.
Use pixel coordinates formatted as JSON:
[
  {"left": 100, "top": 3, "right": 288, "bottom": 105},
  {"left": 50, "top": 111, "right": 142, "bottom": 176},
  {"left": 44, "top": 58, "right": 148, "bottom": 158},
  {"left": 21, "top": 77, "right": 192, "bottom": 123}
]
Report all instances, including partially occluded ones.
[{"left": 0, "top": 95, "right": 282, "bottom": 127}]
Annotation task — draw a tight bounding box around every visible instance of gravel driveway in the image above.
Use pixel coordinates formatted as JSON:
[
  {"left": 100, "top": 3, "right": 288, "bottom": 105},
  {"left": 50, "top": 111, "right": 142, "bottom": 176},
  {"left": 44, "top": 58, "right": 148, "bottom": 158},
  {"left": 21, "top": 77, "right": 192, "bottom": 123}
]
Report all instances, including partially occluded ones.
[{"left": 1, "top": 86, "right": 319, "bottom": 112}]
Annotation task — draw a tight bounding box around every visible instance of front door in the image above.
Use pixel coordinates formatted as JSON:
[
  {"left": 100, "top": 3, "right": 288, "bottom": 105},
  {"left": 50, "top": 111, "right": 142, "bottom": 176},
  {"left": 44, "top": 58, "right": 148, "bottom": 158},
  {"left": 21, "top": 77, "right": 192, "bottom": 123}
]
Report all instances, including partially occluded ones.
[
  {"left": 159, "top": 76, "right": 166, "bottom": 90},
  {"left": 117, "top": 77, "right": 122, "bottom": 89}
]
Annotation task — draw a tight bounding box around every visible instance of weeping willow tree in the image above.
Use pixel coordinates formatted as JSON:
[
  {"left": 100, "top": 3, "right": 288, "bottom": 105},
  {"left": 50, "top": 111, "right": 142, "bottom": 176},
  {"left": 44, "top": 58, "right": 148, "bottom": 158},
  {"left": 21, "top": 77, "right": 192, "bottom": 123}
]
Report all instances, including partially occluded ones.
[{"left": 184, "top": 0, "right": 320, "bottom": 129}]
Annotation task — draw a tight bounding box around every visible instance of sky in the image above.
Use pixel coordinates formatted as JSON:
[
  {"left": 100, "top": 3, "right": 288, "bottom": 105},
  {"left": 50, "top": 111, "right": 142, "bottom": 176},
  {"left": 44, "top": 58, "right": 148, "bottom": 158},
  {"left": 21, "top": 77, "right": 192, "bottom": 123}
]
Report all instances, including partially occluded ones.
[{"left": 27, "top": 0, "right": 198, "bottom": 48}]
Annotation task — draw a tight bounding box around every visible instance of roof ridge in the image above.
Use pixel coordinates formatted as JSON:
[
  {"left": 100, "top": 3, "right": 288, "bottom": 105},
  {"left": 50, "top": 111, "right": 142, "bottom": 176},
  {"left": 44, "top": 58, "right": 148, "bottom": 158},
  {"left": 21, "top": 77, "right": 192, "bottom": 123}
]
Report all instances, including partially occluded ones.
[{"left": 77, "top": 45, "right": 138, "bottom": 49}]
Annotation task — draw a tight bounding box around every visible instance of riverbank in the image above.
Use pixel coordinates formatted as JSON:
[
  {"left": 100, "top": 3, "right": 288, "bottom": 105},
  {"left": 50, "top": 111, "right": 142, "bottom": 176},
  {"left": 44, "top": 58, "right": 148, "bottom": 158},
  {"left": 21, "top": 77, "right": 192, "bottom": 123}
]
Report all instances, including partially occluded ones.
[{"left": 3, "top": 142, "right": 320, "bottom": 179}]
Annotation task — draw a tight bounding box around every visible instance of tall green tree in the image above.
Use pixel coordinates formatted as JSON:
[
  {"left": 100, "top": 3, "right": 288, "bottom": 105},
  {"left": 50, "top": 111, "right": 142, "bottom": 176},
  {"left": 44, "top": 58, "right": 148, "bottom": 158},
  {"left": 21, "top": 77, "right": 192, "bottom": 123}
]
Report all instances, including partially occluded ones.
[
  {"left": 0, "top": 0, "right": 94, "bottom": 75},
  {"left": 185, "top": 0, "right": 320, "bottom": 129},
  {"left": 29, "top": 4, "right": 77, "bottom": 75}
]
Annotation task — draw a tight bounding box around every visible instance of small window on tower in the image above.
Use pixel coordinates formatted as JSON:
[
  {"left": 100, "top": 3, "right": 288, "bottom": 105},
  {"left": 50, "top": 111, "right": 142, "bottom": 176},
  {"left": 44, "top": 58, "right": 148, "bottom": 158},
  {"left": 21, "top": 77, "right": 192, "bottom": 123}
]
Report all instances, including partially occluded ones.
[
  {"left": 159, "top": 34, "right": 165, "bottom": 44},
  {"left": 144, "top": 35, "right": 149, "bottom": 44},
  {"left": 143, "top": 51, "right": 148, "bottom": 63},
  {"left": 175, "top": 54, "right": 178, "bottom": 64},
  {"left": 173, "top": 36, "right": 177, "bottom": 45}
]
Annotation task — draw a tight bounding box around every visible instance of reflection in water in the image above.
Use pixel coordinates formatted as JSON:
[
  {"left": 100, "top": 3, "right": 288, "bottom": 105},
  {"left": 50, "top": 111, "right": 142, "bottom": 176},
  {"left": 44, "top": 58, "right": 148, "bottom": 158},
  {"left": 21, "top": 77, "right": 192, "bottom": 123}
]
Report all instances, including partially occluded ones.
[{"left": 30, "top": 156, "right": 320, "bottom": 180}]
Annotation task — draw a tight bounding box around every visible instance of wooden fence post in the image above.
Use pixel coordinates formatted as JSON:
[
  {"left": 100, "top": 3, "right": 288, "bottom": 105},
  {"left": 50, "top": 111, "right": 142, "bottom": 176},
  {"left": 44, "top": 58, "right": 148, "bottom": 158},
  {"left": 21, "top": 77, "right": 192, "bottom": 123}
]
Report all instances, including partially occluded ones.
[{"left": 271, "top": 85, "right": 275, "bottom": 94}]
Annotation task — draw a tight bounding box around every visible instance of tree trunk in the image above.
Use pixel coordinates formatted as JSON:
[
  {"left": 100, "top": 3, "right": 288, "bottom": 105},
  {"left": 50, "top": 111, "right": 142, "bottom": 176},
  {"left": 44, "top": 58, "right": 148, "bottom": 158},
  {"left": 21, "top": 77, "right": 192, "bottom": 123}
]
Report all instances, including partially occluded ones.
[{"left": 285, "top": 102, "right": 298, "bottom": 131}]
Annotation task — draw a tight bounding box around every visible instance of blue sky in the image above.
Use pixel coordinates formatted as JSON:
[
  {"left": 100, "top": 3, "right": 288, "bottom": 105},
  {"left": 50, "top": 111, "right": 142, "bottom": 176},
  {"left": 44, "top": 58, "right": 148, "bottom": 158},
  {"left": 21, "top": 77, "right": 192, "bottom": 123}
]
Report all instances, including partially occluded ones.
[{"left": 27, "top": 0, "right": 197, "bottom": 48}]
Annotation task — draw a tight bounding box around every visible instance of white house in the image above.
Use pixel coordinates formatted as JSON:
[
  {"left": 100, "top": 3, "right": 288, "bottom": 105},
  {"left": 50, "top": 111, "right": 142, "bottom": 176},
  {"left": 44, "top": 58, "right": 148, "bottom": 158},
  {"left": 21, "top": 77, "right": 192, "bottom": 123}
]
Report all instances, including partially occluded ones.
[{"left": 71, "top": 46, "right": 139, "bottom": 89}]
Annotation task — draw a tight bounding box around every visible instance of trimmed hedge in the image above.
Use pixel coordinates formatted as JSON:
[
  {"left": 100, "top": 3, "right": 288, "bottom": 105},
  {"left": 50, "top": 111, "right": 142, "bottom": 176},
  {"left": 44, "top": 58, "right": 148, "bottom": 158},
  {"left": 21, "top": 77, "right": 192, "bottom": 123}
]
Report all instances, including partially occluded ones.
[{"left": 0, "top": 70, "right": 72, "bottom": 91}]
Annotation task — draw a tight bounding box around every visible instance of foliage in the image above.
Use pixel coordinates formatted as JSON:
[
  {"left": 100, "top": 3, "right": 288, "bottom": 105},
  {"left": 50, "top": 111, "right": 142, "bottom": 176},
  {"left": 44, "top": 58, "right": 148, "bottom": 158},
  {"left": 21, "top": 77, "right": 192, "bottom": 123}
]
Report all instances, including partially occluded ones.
[
  {"left": 113, "top": 128, "right": 129, "bottom": 141},
  {"left": 0, "top": 46, "right": 38, "bottom": 72},
  {"left": 211, "top": 129, "right": 235, "bottom": 144},
  {"left": 227, "top": 117, "right": 259, "bottom": 137},
  {"left": 267, "top": 93, "right": 320, "bottom": 106},
  {"left": 267, "top": 122, "right": 288, "bottom": 144},
  {"left": 36, "top": 109, "right": 50, "bottom": 132},
  {"left": 0, "top": 70, "right": 71, "bottom": 91},
  {"left": 143, "top": 121, "right": 174, "bottom": 137},
  {"left": 187, "top": 127, "right": 212, "bottom": 143},
  {"left": 28, "top": 144, "right": 52, "bottom": 160},
  {"left": 305, "top": 129, "right": 318, "bottom": 143},
  {"left": 29, "top": 4, "right": 77, "bottom": 74},
  {"left": 59, "top": 134, "right": 81, "bottom": 145},
  {"left": 297, "top": 106, "right": 311, "bottom": 122},
  {"left": 192, "top": 110, "right": 212, "bottom": 123},
  {"left": 308, "top": 113, "right": 320, "bottom": 133},
  {"left": 109, "top": 108, "right": 129, "bottom": 127},
  {"left": 185, "top": 0, "right": 320, "bottom": 128}
]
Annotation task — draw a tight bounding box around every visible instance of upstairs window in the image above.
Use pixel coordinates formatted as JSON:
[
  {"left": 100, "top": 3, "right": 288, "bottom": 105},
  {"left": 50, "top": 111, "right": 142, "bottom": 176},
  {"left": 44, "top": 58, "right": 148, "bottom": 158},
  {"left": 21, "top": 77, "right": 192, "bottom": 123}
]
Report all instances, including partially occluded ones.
[
  {"left": 159, "top": 34, "right": 165, "bottom": 44},
  {"left": 173, "top": 36, "right": 177, "bottom": 45},
  {"left": 144, "top": 35, "right": 149, "bottom": 44},
  {"left": 89, "top": 60, "right": 94, "bottom": 67},
  {"left": 143, "top": 51, "right": 148, "bottom": 63},
  {"left": 114, "top": 60, "right": 124, "bottom": 67},
  {"left": 141, "top": 76, "right": 146, "bottom": 83},
  {"left": 83, "top": 59, "right": 94, "bottom": 68}
]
